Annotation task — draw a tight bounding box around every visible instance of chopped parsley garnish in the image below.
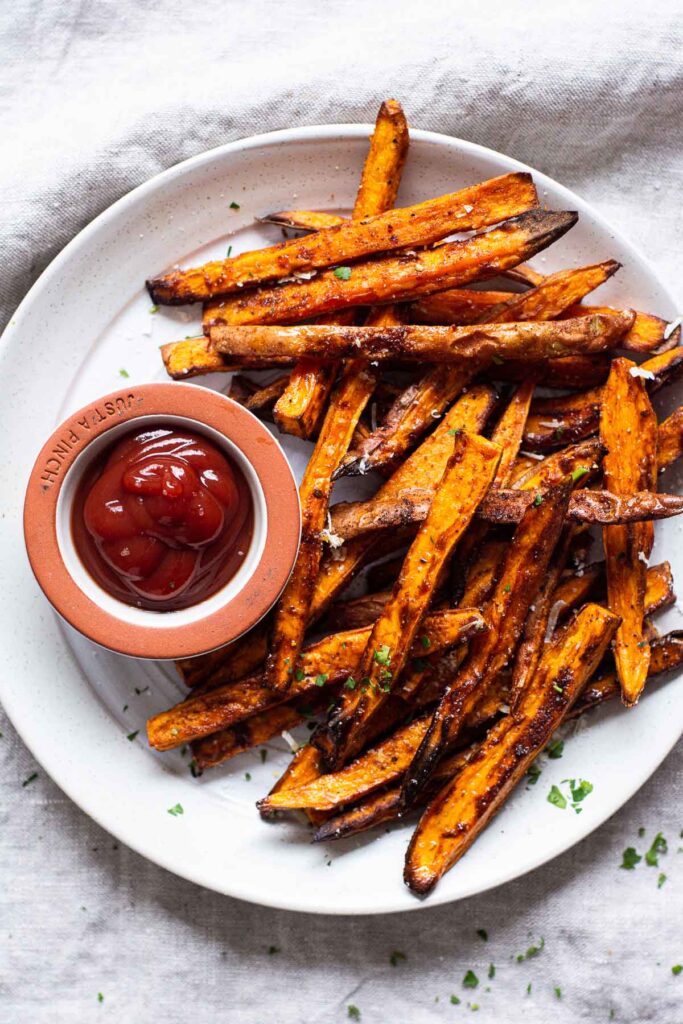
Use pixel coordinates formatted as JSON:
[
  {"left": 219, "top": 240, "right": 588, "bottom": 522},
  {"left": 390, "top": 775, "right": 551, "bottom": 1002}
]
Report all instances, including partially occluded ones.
[
  {"left": 526, "top": 983, "right": 532, "bottom": 995},
  {"left": 314, "top": 673, "right": 329, "bottom": 687},
  {"left": 420, "top": 635, "right": 431, "bottom": 650},
  {"left": 244, "top": 772, "right": 251, "bottom": 781},
  {"left": 503, "top": 583, "right": 511, "bottom": 593},
  {"left": 516, "top": 937, "right": 545, "bottom": 962},
  {"left": 226, "top": 245, "right": 233, "bottom": 257},
  {"left": 229, "top": 201, "right": 240, "bottom": 209},
  {"left": 554, "top": 986, "right": 562, "bottom": 999},
  {"left": 638, "top": 826, "right": 646, "bottom": 837},
  {"left": 189, "top": 759, "right": 201, "bottom": 778},
  {"left": 126, "top": 730, "right": 139, "bottom": 742},
  {"left": 463, "top": 970, "right": 479, "bottom": 989},
  {"left": 546, "top": 739, "right": 564, "bottom": 759},
  {"left": 294, "top": 668, "right": 305, "bottom": 682},
  {"left": 527, "top": 762, "right": 542, "bottom": 786},
  {"left": 345, "top": 676, "right": 357, "bottom": 690},
  {"left": 389, "top": 950, "right": 406, "bottom": 966},
  {"left": 658, "top": 872, "right": 667, "bottom": 888},
  {"left": 22, "top": 772, "right": 38, "bottom": 787},
  {"left": 347, "top": 1006, "right": 361, "bottom": 1021},
  {"left": 533, "top": 493, "right": 543, "bottom": 506},
  {"left": 448, "top": 427, "right": 462, "bottom": 436},
  {"left": 621, "top": 847, "right": 641, "bottom": 869},
  {"left": 476, "top": 928, "right": 488, "bottom": 941},
  {"left": 672, "top": 964, "right": 682, "bottom": 976},
  {"left": 149, "top": 305, "right": 159, "bottom": 314},
  {"left": 334, "top": 266, "right": 352, "bottom": 280},
  {"left": 119, "top": 367, "right": 130, "bottom": 378},
  {"left": 547, "top": 785, "right": 566, "bottom": 809},
  {"left": 568, "top": 779, "right": 593, "bottom": 805},
  {"left": 553, "top": 683, "right": 564, "bottom": 694},
  {"left": 268, "top": 945, "right": 280, "bottom": 954},
  {"left": 571, "top": 466, "right": 589, "bottom": 483},
  {"left": 488, "top": 963, "right": 495, "bottom": 979},
  {"left": 450, "top": 995, "right": 461, "bottom": 1005},
  {"left": 167, "top": 803, "right": 184, "bottom": 816},
  {"left": 98, "top": 993, "right": 104, "bottom": 1004},
  {"left": 469, "top": 1004, "right": 480, "bottom": 1011},
  {"left": 645, "top": 832, "right": 667, "bottom": 866},
  {"left": 374, "top": 644, "right": 392, "bottom": 666}
]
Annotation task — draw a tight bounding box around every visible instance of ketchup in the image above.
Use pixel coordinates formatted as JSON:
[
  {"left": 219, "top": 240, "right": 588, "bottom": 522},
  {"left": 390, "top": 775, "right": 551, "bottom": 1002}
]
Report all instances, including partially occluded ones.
[{"left": 72, "top": 427, "right": 253, "bottom": 611}]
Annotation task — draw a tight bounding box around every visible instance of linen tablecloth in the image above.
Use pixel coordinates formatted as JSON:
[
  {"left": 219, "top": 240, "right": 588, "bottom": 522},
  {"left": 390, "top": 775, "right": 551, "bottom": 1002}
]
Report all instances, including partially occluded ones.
[{"left": 1, "top": 2, "right": 681, "bottom": 1021}]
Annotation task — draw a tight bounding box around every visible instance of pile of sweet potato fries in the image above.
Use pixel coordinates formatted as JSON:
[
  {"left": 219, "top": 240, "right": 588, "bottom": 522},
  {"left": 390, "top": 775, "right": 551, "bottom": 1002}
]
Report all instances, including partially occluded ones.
[{"left": 145, "top": 100, "right": 683, "bottom": 896}]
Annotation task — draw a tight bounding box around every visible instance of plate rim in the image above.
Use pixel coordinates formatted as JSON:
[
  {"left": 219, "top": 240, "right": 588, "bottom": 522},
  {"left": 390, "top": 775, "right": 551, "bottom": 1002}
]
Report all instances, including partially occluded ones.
[{"left": 2, "top": 122, "right": 681, "bottom": 915}]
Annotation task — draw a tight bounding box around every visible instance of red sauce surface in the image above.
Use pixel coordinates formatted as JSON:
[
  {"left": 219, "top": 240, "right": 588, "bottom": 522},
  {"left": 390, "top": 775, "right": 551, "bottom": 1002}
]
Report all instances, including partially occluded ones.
[{"left": 72, "top": 426, "right": 253, "bottom": 611}]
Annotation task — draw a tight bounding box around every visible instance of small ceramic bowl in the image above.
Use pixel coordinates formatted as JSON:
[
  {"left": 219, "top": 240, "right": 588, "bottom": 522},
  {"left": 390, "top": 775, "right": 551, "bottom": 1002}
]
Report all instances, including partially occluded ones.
[{"left": 23, "top": 382, "right": 301, "bottom": 659}]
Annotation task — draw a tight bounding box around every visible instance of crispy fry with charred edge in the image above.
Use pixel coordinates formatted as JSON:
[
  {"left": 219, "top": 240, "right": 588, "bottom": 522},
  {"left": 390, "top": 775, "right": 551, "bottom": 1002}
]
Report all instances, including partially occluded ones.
[
  {"left": 147, "top": 607, "right": 485, "bottom": 751},
  {"left": 257, "top": 210, "right": 345, "bottom": 231},
  {"left": 522, "top": 345, "right": 683, "bottom": 451},
  {"left": 273, "top": 100, "right": 409, "bottom": 439},
  {"left": 335, "top": 256, "right": 619, "bottom": 481},
  {"left": 311, "top": 432, "right": 502, "bottom": 770},
  {"left": 658, "top": 405, "right": 683, "bottom": 470},
  {"left": 600, "top": 358, "right": 658, "bottom": 705},
  {"left": 210, "top": 312, "right": 632, "bottom": 364},
  {"left": 560, "top": 304, "right": 681, "bottom": 353},
  {"left": 402, "top": 481, "right": 571, "bottom": 806},
  {"left": 411, "top": 260, "right": 620, "bottom": 325},
  {"left": 160, "top": 337, "right": 293, "bottom": 379},
  {"left": 404, "top": 603, "right": 619, "bottom": 895},
  {"left": 147, "top": 171, "right": 537, "bottom": 305},
  {"left": 203, "top": 210, "right": 576, "bottom": 326},
  {"left": 191, "top": 700, "right": 323, "bottom": 772},
  {"left": 314, "top": 627, "right": 683, "bottom": 842},
  {"left": 265, "top": 360, "right": 377, "bottom": 693},
  {"left": 492, "top": 354, "right": 610, "bottom": 389},
  {"left": 509, "top": 525, "right": 577, "bottom": 709},
  {"left": 332, "top": 486, "right": 683, "bottom": 537}
]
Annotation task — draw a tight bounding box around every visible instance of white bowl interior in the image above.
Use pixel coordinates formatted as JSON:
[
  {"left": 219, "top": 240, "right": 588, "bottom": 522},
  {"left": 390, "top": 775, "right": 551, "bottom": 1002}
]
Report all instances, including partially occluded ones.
[{"left": 55, "top": 414, "right": 267, "bottom": 630}]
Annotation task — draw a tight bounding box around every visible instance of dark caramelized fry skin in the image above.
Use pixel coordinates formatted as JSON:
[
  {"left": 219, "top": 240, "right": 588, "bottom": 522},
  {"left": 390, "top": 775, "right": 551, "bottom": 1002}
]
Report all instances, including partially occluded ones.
[
  {"left": 560, "top": 304, "right": 681, "bottom": 353},
  {"left": 210, "top": 313, "right": 632, "bottom": 363},
  {"left": 311, "top": 432, "right": 501, "bottom": 770},
  {"left": 401, "top": 481, "right": 572, "bottom": 807},
  {"left": 403, "top": 603, "right": 619, "bottom": 895},
  {"left": 203, "top": 210, "right": 576, "bottom": 326},
  {"left": 147, "top": 608, "right": 485, "bottom": 751},
  {"left": 148, "top": 172, "right": 538, "bottom": 304}
]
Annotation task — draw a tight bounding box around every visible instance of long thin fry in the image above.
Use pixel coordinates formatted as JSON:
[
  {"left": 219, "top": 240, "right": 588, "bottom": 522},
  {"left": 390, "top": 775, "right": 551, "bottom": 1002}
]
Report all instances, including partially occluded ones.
[
  {"left": 404, "top": 603, "right": 619, "bottom": 895},
  {"left": 311, "top": 432, "right": 501, "bottom": 770},
  {"left": 402, "top": 481, "right": 571, "bottom": 805},
  {"left": 211, "top": 312, "right": 631, "bottom": 364},
  {"left": 600, "top": 358, "right": 658, "bottom": 705},
  {"left": 273, "top": 100, "right": 409, "bottom": 439},
  {"left": 148, "top": 171, "right": 537, "bottom": 304},
  {"left": 561, "top": 304, "right": 681, "bottom": 353},
  {"left": 203, "top": 210, "right": 576, "bottom": 327},
  {"left": 148, "top": 608, "right": 485, "bottom": 751}
]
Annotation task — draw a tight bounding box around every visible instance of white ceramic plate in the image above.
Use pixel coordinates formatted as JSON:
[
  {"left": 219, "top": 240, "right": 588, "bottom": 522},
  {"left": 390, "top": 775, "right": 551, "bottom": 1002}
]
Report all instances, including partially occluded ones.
[{"left": 2, "top": 126, "right": 682, "bottom": 915}]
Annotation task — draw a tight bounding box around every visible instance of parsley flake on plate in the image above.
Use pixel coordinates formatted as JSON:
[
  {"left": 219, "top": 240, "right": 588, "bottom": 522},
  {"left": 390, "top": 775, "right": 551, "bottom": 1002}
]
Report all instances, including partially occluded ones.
[
  {"left": 476, "top": 928, "right": 488, "bottom": 942},
  {"left": 334, "top": 266, "right": 352, "bottom": 280},
  {"left": 390, "top": 950, "right": 406, "bottom": 966},
  {"left": 547, "top": 785, "right": 566, "bottom": 809},
  {"left": 167, "top": 803, "right": 184, "bottom": 816},
  {"left": 645, "top": 831, "right": 667, "bottom": 866},
  {"left": 463, "top": 970, "right": 479, "bottom": 989},
  {"left": 620, "top": 847, "right": 641, "bottom": 870},
  {"left": 347, "top": 1005, "right": 361, "bottom": 1021}
]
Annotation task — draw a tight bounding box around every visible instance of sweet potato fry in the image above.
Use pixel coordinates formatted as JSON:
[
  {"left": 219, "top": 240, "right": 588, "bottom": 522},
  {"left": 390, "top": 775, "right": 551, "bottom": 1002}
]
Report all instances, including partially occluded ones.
[
  {"left": 314, "top": 625, "right": 683, "bottom": 842},
  {"left": 600, "top": 358, "right": 658, "bottom": 705},
  {"left": 191, "top": 701, "right": 321, "bottom": 771},
  {"left": 203, "top": 210, "right": 576, "bottom": 326},
  {"left": 147, "top": 171, "right": 537, "bottom": 305},
  {"left": 273, "top": 100, "right": 409, "bottom": 439},
  {"left": 561, "top": 304, "right": 681, "bottom": 353},
  {"left": 148, "top": 608, "right": 485, "bottom": 751},
  {"left": 412, "top": 261, "right": 620, "bottom": 326},
  {"left": 404, "top": 603, "right": 619, "bottom": 895},
  {"left": 657, "top": 405, "right": 683, "bottom": 470},
  {"left": 522, "top": 345, "right": 683, "bottom": 451},
  {"left": 311, "top": 432, "right": 501, "bottom": 770},
  {"left": 402, "top": 481, "right": 571, "bottom": 805},
  {"left": 266, "top": 360, "right": 377, "bottom": 693},
  {"left": 322, "top": 590, "right": 393, "bottom": 631},
  {"left": 492, "top": 354, "right": 610, "bottom": 389},
  {"left": 257, "top": 210, "right": 346, "bottom": 231},
  {"left": 211, "top": 312, "right": 631, "bottom": 364},
  {"left": 409, "top": 289, "right": 516, "bottom": 325}
]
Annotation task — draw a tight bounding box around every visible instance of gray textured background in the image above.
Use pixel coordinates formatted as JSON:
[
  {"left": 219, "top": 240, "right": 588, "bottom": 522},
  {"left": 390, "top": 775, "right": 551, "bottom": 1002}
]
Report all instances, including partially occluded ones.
[{"left": 1, "top": 2, "right": 681, "bottom": 1021}]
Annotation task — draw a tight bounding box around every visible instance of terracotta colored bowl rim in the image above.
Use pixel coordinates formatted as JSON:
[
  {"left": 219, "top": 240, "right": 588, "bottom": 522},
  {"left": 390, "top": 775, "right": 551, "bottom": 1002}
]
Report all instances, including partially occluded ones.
[{"left": 23, "top": 382, "right": 301, "bottom": 659}]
